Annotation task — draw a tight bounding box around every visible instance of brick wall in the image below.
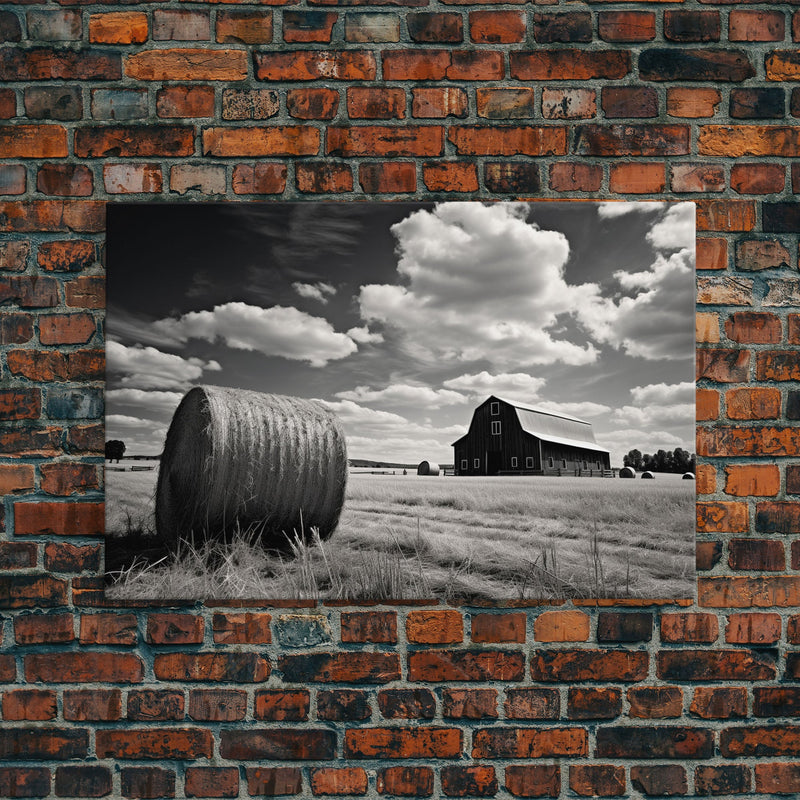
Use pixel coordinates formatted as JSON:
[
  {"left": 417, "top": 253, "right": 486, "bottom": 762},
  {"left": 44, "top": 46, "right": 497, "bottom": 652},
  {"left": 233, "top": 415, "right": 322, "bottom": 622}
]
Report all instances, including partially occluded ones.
[{"left": 1, "top": 0, "right": 799, "bottom": 796}]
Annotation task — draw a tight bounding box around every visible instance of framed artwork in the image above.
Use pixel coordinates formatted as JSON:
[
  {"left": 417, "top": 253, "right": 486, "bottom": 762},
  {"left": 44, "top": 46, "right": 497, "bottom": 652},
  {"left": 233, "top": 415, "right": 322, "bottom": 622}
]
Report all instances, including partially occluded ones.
[{"left": 105, "top": 200, "right": 696, "bottom": 602}]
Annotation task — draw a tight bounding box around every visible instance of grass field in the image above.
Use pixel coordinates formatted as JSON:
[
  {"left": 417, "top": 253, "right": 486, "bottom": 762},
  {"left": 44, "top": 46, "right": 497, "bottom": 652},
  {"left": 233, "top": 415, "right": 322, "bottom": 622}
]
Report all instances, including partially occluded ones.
[{"left": 105, "top": 464, "right": 695, "bottom": 602}]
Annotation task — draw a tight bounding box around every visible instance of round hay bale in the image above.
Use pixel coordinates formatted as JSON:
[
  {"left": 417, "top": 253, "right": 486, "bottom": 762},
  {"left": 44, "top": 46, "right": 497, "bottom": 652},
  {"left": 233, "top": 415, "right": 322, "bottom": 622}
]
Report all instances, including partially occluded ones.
[
  {"left": 641, "top": 470, "right": 655, "bottom": 479},
  {"left": 682, "top": 472, "right": 695, "bottom": 480},
  {"left": 619, "top": 466, "right": 636, "bottom": 479},
  {"left": 155, "top": 386, "right": 347, "bottom": 551},
  {"left": 417, "top": 461, "right": 440, "bottom": 476}
]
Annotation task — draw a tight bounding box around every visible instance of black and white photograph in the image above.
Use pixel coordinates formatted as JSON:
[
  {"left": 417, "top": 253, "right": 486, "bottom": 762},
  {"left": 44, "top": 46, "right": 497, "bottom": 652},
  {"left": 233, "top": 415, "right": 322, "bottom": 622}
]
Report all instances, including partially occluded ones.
[{"left": 105, "top": 200, "right": 697, "bottom": 602}]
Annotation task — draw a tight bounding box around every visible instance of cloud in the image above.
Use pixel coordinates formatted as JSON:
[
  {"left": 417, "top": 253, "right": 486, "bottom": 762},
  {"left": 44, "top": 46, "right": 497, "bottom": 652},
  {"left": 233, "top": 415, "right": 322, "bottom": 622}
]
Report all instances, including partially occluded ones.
[
  {"left": 293, "top": 281, "right": 336, "bottom": 304},
  {"left": 647, "top": 202, "right": 695, "bottom": 251},
  {"left": 151, "top": 302, "right": 358, "bottom": 367},
  {"left": 576, "top": 248, "right": 695, "bottom": 361},
  {"left": 358, "top": 202, "right": 599, "bottom": 369},
  {"left": 106, "top": 388, "right": 184, "bottom": 418},
  {"left": 630, "top": 381, "right": 695, "bottom": 406},
  {"left": 611, "top": 404, "right": 695, "bottom": 429},
  {"left": 106, "top": 341, "right": 221, "bottom": 391},
  {"left": 336, "top": 383, "right": 467, "bottom": 407},
  {"left": 597, "top": 201, "right": 665, "bottom": 219},
  {"left": 535, "top": 401, "right": 612, "bottom": 419},
  {"left": 595, "top": 427, "right": 688, "bottom": 468},
  {"left": 346, "top": 325, "right": 384, "bottom": 345},
  {"left": 105, "top": 414, "right": 168, "bottom": 455},
  {"left": 442, "top": 371, "right": 547, "bottom": 404}
]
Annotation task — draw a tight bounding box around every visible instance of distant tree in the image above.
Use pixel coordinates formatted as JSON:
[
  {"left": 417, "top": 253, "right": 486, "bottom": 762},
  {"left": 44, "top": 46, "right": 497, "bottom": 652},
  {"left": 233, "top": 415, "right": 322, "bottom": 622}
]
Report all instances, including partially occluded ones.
[
  {"left": 106, "top": 440, "right": 126, "bottom": 462},
  {"left": 623, "top": 449, "right": 643, "bottom": 471},
  {"left": 672, "top": 447, "right": 692, "bottom": 473}
]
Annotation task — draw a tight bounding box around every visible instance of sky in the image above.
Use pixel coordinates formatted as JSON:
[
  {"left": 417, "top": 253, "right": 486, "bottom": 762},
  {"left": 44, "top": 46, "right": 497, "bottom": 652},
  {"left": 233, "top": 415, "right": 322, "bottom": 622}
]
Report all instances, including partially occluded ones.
[{"left": 106, "top": 201, "right": 696, "bottom": 467}]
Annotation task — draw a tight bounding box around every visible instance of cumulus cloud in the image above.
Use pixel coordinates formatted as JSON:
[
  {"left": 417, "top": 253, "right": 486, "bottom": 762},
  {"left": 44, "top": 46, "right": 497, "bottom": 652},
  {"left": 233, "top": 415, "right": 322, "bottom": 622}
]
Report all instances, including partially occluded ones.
[
  {"left": 336, "top": 383, "right": 466, "bottom": 407},
  {"left": 107, "top": 341, "right": 221, "bottom": 391},
  {"left": 346, "top": 325, "right": 384, "bottom": 345},
  {"left": 105, "top": 414, "right": 168, "bottom": 455},
  {"left": 612, "top": 404, "right": 695, "bottom": 430},
  {"left": 535, "top": 400, "right": 612, "bottom": 419},
  {"left": 630, "top": 381, "right": 695, "bottom": 406},
  {"left": 576, "top": 248, "right": 695, "bottom": 361},
  {"left": 358, "top": 202, "right": 599, "bottom": 368},
  {"left": 292, "top": 281, "right": 337, "bottom": 304},
  {"left": 442, "top": 372, "right": 547, "bottom": 404},
  {"left": 647, "top": 202, "right": 695, "bottom": 251},
  {"left": 597, "top": 201, "right": 665, "bottom": 219},
  {"left": 151, "top": 302, "right": 358, "bottom": 367}
]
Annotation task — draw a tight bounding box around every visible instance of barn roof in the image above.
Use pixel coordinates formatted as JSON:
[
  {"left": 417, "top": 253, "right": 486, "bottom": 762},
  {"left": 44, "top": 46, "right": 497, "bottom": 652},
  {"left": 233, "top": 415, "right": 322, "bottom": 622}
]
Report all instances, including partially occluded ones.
[{"left": 452, "top": 396, "right": 611, "bottom": 453}]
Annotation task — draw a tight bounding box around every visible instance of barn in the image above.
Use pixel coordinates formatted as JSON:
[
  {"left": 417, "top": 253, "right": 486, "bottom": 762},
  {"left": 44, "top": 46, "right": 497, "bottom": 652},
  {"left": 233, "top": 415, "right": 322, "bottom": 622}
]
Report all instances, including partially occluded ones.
[{"left": 452, "top": 396, "right": 611, "bottom": 476}]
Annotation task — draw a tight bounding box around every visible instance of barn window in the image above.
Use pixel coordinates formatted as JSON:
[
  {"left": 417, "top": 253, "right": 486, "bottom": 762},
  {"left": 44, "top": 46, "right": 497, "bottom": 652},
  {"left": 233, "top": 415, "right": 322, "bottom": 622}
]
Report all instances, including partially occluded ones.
[
  {"left": 548, "top": 457, "right": 554, "bottom": 469},
  {"left": 583, "top": 461, "right": 588, "bottom": 469},
  {"left": 562, "top": 459, "right": 567, "bottom": 468},
  {"left": 490, "top": 401, "right": 499, "bottom": 415},
  {"left": 491, "top": 421, "right": 501, "bottom": 435},
  {"left": 511, "top": 456, "right": 518, "bottom": 468},
  {"left": 461, "top": 459, "right": 468, "bottom": 471},
  {"left": 474, "top": 458, "right": 480, "bottom": 469},
  {"left": 526, "top": 457, "right": 534, "bottom": 468}
]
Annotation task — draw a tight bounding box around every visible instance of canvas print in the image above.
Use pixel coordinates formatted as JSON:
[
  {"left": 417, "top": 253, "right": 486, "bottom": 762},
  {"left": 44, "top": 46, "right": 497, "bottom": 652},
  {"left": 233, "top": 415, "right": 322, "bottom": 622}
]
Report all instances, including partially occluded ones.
[{"left": 105, "top": 201, "right": 697, "bottom": 602}]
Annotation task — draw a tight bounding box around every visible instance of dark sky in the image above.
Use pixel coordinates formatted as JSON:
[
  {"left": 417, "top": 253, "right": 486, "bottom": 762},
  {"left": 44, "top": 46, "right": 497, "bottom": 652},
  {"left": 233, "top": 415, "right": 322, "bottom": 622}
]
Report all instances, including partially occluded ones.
[{"left": 106, "top": 201, "right": 696, "bottom": 464}]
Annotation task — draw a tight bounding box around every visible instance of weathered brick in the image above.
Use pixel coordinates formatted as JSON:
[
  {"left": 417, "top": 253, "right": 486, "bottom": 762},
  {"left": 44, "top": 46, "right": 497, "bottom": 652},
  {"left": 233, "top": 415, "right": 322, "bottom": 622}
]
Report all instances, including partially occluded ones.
[
  {"left": 412, "top": 87, "right": 467, "bottom": 118},
  {"left": 602, "top": 86, "right": 658, "bottom": 118},
  {"left": 126, "top": 48, "right": 247, "bottom": 81},
  {"left": 697, "top": 313, "right": 720, "bottom": 344},
  {"left": 220, "top": 729, "right": 336, "bottom": 760},
  {"left": 407, "top": 12, "right": 463, "bottom": 42},
  {"left": 15, "top": 613, "right": 74, "bottom": 644},
  {"left": 89, "top": 12, "right": 148, "bottom": 44},
  {"left": 731, "top": 163, "right": 785, "bottom": 195},
  {"left": 550, "top": 163, "right": 602, "bottom": 192},
  {"left": 75, "top": 126, "right": 194, "bottom": 158},
  {"left": 345, "top": 13, "right": 400, "bottom": 43},
  {"left": 664, "top": 10, "right": 720, "bottom": 42},
  {"left": 329, "top": 126, "right": 443, "bottom": 157},
  {"left": 340, "top": 611, "right": 397, "bottom": 642},
  {"left": 44, "top": 542, "right": 101, "bottom": 573},
  {"left": 245, "top": 768, "right": 301, "bottom": 797},
  {"left": 694, "top": 765, "right": 751, "bottom": 795},
  {"left": 153, "top": 9, "right": 210, "bottom": 41},
  {"left": 423, "top": 161, "right": 478, "bottom": 192},
  {"left": 658, "top": 649, "right": 776, "bottom": 681},
  {"left": 667, "top": 87, "right": 720, "bottom": 118},
  {"left": 725, "top": 612, "right": 781, "bottom": 644},
  {"left": 504, "top": 765, "right": 560, "bottom": 798},
  {"left": 377, "top": 767, "right": 434, "bottom": 797},
  {"left": 147, "top": 613, "right": 204, "bottom": 644},
  {"left": 204, "top": 127, "right": 319, "bottom": 157},
  {"left": 504, "top": 688, "right": 560, "bottom": 720},
  {"left": 280, "top": 652, "right": 398, "bottom": 683},
  {"left": 287, "top": 87, "right": 339, "bottom": 119},
  {"left": 627, "top": 686, "right": 683, "bottom": 719},
  {"left": 26, "top": 652, "right": 143, "bottom": 683},
  {"left": 730, "top": 87, "right": 785, "bottom": 119},
  {"left": 735, "top": 240, "right": 791, "bottom": 271},
  {"left": 756, "top": 501, "right": 800, "bottom": 534},
  {"left": 726, "top": 388, "right": 781, "bottom": 420},
  {"left": 255, "top": 50, "right": 376, "bottom": 80},
  {"left": 598, "top": 11, "right": 655, "bottom": 42},
  {"left": 347, "top": 86, "right": 405, "bottom": 119},
  {"left": 485, "top": 162, "right": 540, "bottom": 193},
  {"left": 2, "top": 689, "right": 57, "bottom": 721},
  {"left": 754, "top": 688, "right": 800, "bottom": 717},
  {"left": 533, "top": 12, "right": 591, "bottom": 43},
  {"left": 170, "top": 164, "right": 226, "bottom": 195},
  {"left": 104, "top": 163, "right": 163, "bottom": 194},
  {"left": 530, "top": 650, "right": 648, "bottom": 682},
  {"left": 217, "top": 11, "right": 273, "bottom": 44},
  {"left": 33, "top": 162, "right": 92, "bottom": 196},
  {"left": 477, "top": 88, "right": 536, "bottom": 119},
  {"left": 569, "top": 765, "right": 625, "bottom": 797},
  {"left": 157, "top": 86, "right": 215, "bottom": 118},
  {"left": 696, "top": 541, "right": 723, "bottom": 571},
  {"left": 730, "top": 9, "right": 785, "bottom": 41},
  {"left": 472, "top": 728, "right": 587, "bottom": 759},
  {"left": 408, "top": 650, "right": 524, "bottom": 681},
  {"left": 698, "top": 575, "right": 800, "bottom": 608},
  {"left": 0, "top": 165, "right": 25, "bottom": 195},
  {"left": 567, "top": 688, "right": 622, "bottom": 720},
  {"left": 597, "top": 612, "right": 652, "bottom": 642},
  {"left": 471, "top": 613, "right": 526, "bottom": 643},
  {"left": 596, "top": 727, "right": 714, "bottom": 759},
  {"left": 721, "top": 726, "right": 800, "bottom": 758},
  {"left": 317, "top": 690, "right": 371, "bottom": 721},
  {"left": 0, "top": 11, "right": 22, "bottom": 43},
  {"left": 97, "top": 729, "right": 213, "bottom": 760},
  {"left": 0, "top": 240, "right": 30, "bottom": 271},
  {"left": 0, "top": 542, "right": 36, "bottom": 570},
  {"left": 0, "top": 728, "right": 88, "bottom": 761},
  {"left": 40, "top": 462, "right": 98, "bottom": 496},
  {"left": 639, "top": 49, "right": 754, "bottom": 82},
  {"left": 690, "top": 687, "right": 747, "bottom": 720},
  {"left": 231, "top": 163, "right": 287, "bottom": 195},
  {"left": 695, "top": 464, "right": 717, "bottom": 494},
  {"left": 310, "top": 767, "right": 368, "bottom": 797},
  {"left": 442, "top": 688, "right": 497, "bottom": 720},
  {"left": 541, "top": 88, "right": 595, "bottom": 120},
  {"left": 699, "top": 125, "right": 800, "bottom": 157},
  {"left": 469, "top": 11, "right": 525, "bottom": 43},
  {"left": 121, "top": 767, "right": 176, "bottom": 799},
  {"left": 724, "top": 464, "right": 780, "bottom": 496},
  {"left": 697, "top": 501, "right": 748, "bottom": 533},
  {"left": 755, "top": 763, "right": 800, "bottom": 795},
  {"left": 441, "top": 766, "right": 497, "bottom": 798},
  {"left": 378, "top": 689, "right": 436, "bottom": 719},
  {"left": 0, "top": 768, "right": 50, "bottom": 798},
  {"left": 449, "top": 126, "right": 565, "bottom": 156},
  {"left": 0, "top": 125, "right": 67, "bottom": 158},
  {"left": 609, "top": 163, "right": 665, "bottom": 193},
  {"left": 671, "top": 163, "right": 725, "bottom": 193},
  {"left": 511, "top": 50, "right": 629, "bottom": 80},
  {"left": 154, "top": 653, "right": 270, "bottom": 682},
  {"left": 185, "top": 767, "right": 238, "bottom": 799},
  {"left": 630, "top": 765, "right": 687, "bottom": 798},
  {"left": 188, "top": 689, "right": 247, "bottom": 722},
  {"left": 574, "top": 124, "right": 688, "bottom": 156},
  {"left": 127, "top": 690, "right": 185, "bottom": 722},
  {"left": 0, "top": 47, "right": 121, "bottom": 81}
]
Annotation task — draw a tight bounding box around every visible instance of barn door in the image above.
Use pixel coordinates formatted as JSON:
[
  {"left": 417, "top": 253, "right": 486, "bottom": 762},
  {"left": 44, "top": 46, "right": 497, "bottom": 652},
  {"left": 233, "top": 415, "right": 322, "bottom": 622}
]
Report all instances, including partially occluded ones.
[{"left": 487, "top": 451, "right": 502, "bottom": 475}]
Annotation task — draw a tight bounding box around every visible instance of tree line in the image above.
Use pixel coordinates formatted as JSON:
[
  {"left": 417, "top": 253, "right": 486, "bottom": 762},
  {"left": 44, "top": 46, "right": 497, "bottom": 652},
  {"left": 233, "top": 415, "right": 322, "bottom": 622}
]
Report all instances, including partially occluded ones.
[{"left": 623, "top": 447, "right": 695, "bottom": 474}]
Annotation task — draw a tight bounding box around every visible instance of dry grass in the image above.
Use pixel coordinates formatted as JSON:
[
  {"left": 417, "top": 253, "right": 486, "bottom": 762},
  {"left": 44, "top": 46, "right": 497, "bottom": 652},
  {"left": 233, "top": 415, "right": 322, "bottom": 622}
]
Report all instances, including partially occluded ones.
[{"left": 105, "top": 469, "right": 695, "bottom": 602}]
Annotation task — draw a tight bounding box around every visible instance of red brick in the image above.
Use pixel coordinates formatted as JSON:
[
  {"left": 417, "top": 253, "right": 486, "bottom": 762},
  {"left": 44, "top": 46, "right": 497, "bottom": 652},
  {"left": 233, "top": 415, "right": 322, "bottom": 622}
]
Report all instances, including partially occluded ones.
[
  {"left": 472, "top": 728, "right": 587, "bottom": 759},
  {"left": 511, "top": 50, "right": 629, "bottom": 80},
  {"left": 671, "top": 163, "right": 725, "bottom": 193},
  {"left": 736, "top": 239, "right": 791, "bottom": 271},
  {"left": 695, "top": 464, "right": 716, "bottom": 495},
  {"left": 287, "top": 88, "right": 338, "bottom": 120},
  {"left": 212, "top": 612, "right": 271, "bottom": 644},
  {"left": 279, "top": 652, "right": 398, "bottom": 683},
  {"left": 359, "top": 162, "right": 416, "bottom": 194},
  {"left": 255, "top": 690, "right": 310, "bottom": 721},
  {"left": 730, "top": 9, "right": 784, "bottom": 41},
  {"left": 756, "top": 502, "right": 800, "bottom": 534},
  {"left": 147, "top": 613, "right": 204, "bottom": 644},
  {"left": 121, "top": 767, "right": 176, "bottom": 799},
  {"left": 255, "top": 50, "right": 376, "bottom": 81},
  {"left": 37, "top": 241, "right": 94, "bottom": 273},
  {"left": 598, "top": 11, "right": 655, "bottom": 42},
  {"left": 204, "top": 127, "right": 318, "bottom": 157},
  {"left": 627, "top": 686, "right": 683, "bottom": 718},
  {"left": 0, "top": 463, "right": 34, "bottom": 494},
  {"left": 658, "top": 649, "right": 776, "bottom": 681},
  {"left": 0, "top": 201, "right": 105, "bottom": 234},
  {"left": 697, "top": 349, "right": 750, "bottom": 383},
  {"left": 609, "top": 162, "right": 665, "bottom": 193},
  {"left": 40, "top": 462, "right": 98, "bottom": 496},
  {"left": 14, "top": 613, "right": 74, "bottom": 644},
  {"left": 78, "top": 614, "right": 137, "bottom": 646},
  {"left": 699, "top": 575, "right": 800, "bottom": 607},
  {"left": 469, "top": 11, "right": 525, "bottom": 43},
  {"left": 725, "top": 612, "right": 781, "bottom": 644},
  {"left": 0, "top": 542, "right": 36, "bottom": 570},
  {"left": 89, "top": 12, "right": 147, "bottom": 44},
  {"left": 449, "top": 126, "right": 565, "bottom": 156},
  {"left": 127, "top": 690, "right": 185, "bottom": 722},
  {"left": 725, "top": 311, "right": 781, "bottom": 343},
  {"left": 697, "top": 313, "right": 720, "bottom": 345},
  {"left": 695, "top": 765, "right": 751, "bottom": 795},
  {"left": 697, "top": 237, "right": 728, "bottom": 270},
  {"left": 154, "top": 653, "right": 270, "bottom": 682},
  {"left": 26, "top": 652, "right": 143, "bottom": 683},
  {"left": 569, "top": 766, "right": 625, "bottom": 797},
  {"left": 689, "top": 687, "right": 747, "bottom": 721},
  {"left": 533, "top": 12, "right": 591, "bottom": 43},
  {"left": 575, "top": 124, "right": 689, "bottom": 156},
  {"left": 726, "top": 387, "right": 781, "bottom": 420},
  {"left": 2, "top": 689, "right": 57, "bottom": 721},
  {"left": 485, "top": 162, "right": 540, "bottom": 193},
  {"left": 441, "top": 766, "right": 497, "bottom": 798},
  {"left": 0, "top": 165, "right": 25, "bottom": 196},
  {"left": 283, "top": 11, "right": 336, "bottom": 42},
  {"left": 697, "top": 540, "right": 723, "bottom": 571},
  {"left": 597, "top": 726, "right": 713, "bottom": 759},
  {"left": 667, "top": 87, "right": 721, "bottom": 118},
  {"left": 471, "top": 613, "right": 526, "bottom": 643},
  {"left": 0, "top": 768, "right": 50, "bottom": 798},
  {"left": 317, "top": 690, "right": 370, "bottom": 721},
  {"left": 344, "top": 728, "right": 461, "bottom": 759},
  {"left": 541, "top": 88, "right": 596, "bottom": 120},
  {"left": 185, "top": 767, "right": 238, "bottom": 799},
  {"left": 0, "top": 728, "right": 89, "bottom": 761},
  {"left": 442, "top": 688, "right": 497, "bottom": 719},
  {"left": 221, "top": 89, "right": 280, "bottom": 121},
  {"left": 724, "top": 464, "right": 779, "bottom": 497},
  {"left": 478, "top": 88, "right": 536, "bottom": 119},
  {"left": 14, "top": 501, "right": 103, "bottom": 536},
  {"left": 245, "top": 768, "right": 302, "bottom": 797},
  {"left": 347, "top": 86, "right": 405, "bottom": 119},
  {"left": 0, "top": 240, "right": 30, "bottom": 271},
  {"left": 696, "top": 501, "right": 748, "bottom": 533},
  {"left": 412, "top": 87, "right": 467, "bottom": 118},
  {"left": 755, "top": 688, "right": 800, "bottom": 717},
  {"left": 231, "top": 163, "right": 287, "bottom": 195},
  {"left": 423, "top": 162, "right": 478, "bottom": 192},
  {"left": 65, "top": 276, "right": 104, "bottom": 308},
  {"left": 550, "top": 163, "right": 602, "bottom": 192},
  {"left": 534, "top": 610, "right": 589, "bottom": 642},
  {"left": 0, "top": 125, "right": 67, "bottom": 158},
  {"left": 75, "top": 126, "right": 194, "bottom": 158},
  {"left": 35, "top": 164, "right": 91, "bottom": 198},
  {"left": 505, "top": 688, "right": 559, "bottom": 720},
  {"left": 567, "top": 688, "right": 622, "bottom": 720},
  {"left": 602, "top": 86, "right": 658, "bottom": 118},
  {"left": 754, "top": 763, "right": 800, "bottom": 795},
  {"left": 216, "top": 10, "right": 273, "bottom": 44},
  {"left": 664, "top": 10, "right": 720, "bottom": 42},
  {"left": 377, "top": 767, "right": 434, "bottom": 797},
  {"left": 156, "top": 85, "right": 214, "bottom": 118},
  {"left": 731, "top": 163, "right": 785, "bottom": 195},
  {"left": 408, "top": 650, "right": 524, "bottom": 681},
  {"left": 530, "top": 650, "right": 648, "bottom": 682},
  {"left": 125, "top": 48, "right": 245, "bottom": 81},
  {"left": 103, "top": 163, "right": 163, "bottom": 194},
  {"left": 310, "top": 768, "right": 368, "bottom": 796},
  {"left": 505, "top": 765, "right": 560, "bottom": 798},
  {"left": 188, "top": 689, "right": 246, "bottom": 722},
  {"left": 97, "top": 729, "right": 213, "bottom": 760},
  {"left": 0, "top": 90, "right": 14, "bottom": 121},
  {"left": 39, "top": 313, "right": 96, "bottom": 345}
]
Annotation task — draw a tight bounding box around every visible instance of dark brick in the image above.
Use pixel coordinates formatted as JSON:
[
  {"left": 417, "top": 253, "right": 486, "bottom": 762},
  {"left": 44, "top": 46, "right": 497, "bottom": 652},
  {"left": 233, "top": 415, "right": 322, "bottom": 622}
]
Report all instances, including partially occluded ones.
[
  {"left": 505, "top": 765, "right": 560, "bottom": 798},
  {"left": 639, "top": 49, "right": 755, "bottom": 82},
  {"left": 0, "top": 11, "right": 21, "bottom": 43},
  {"left": 764, "top": 202, "right": 800, "bottom": 232},
  {"left": 597, "top": 612, "right": 652, "bottom": 642},
  {"left": 694, "top": 765, "right": 750, "bottom": 795},
  {"left": 484, "top": 162, "right": 540, "bottom": 193},
  {"left": 441, "top": 766, "right": 497, "bottom": 798},
  {"left": 754, "top": 687, "right": 800, "bottom": 717},
  {"left": 377, "top": 767, "right": 434, "bottom": 797},
  {"left": 596, "top": 727, "right": 714, "bottom": 760},
  {"left": 504, "top": 688, "right": 560, "bottom": 720},
  {"left": 721, "top": 726, "right": 800, "bottom": 757},
  {"left": 630, "top": 765, "right": 687, "bottom": 797},
  {"left": 245, "top": 768, "right": 301, "bottom": 797},
  {"left": 0, "top": 47, "right": 121, "bottom": 81},
  {"left": 317, "top": 690, "right": 371, "bottom": 721},
  {"left": 664, "top": 10, "right": 720, "bottom": 42},
  {"left": 442, "top": 688, "right": 497, "bottom": 720},
  {"left": 533, "top": 12, "right": 592, "bottom": 43},
  {"left": 221, "top": 729, "right": 336, "bottom": 760},
  {"left": 568, "top": 688, "right": 622, "bottom": 720},
  {"left": 657, "top": 649, "right": 776, "bottom": 681},
  {"left": 121, "top": 767, "right": 176, "bottom": 799},
  {"left": 0, "top": 728, "right": 88, "bottom": 761},
  {"left": 378, "top": 689, "right": 436, "bottom": 719},
  {"left": 730, "top": 88, "right": 785, "bottom": 119},
  {"left": 55, "top": 766, "right": 112, "bottom": 797},
  {"left": 407, "top": 12, "right": 463, "bottom": 43}
]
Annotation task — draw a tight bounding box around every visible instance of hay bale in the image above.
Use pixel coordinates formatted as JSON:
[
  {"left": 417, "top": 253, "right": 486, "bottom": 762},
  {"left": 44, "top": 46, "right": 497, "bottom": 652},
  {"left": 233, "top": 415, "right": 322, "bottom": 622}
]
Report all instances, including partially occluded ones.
[
  {"left": 682, "top": 472, "right": 695, "bottom": 480},
  {"left": 641, "top": 470, "right": 655, "bottom": 479},
  {"left": 417, "top": 461, "right": 440, "bottom": 476},
  {"left": 619, "top": 466, "right": 635, "bottom": 479},
  {"left": 155, "top": 386, "right": 347, "bottom": 551}
]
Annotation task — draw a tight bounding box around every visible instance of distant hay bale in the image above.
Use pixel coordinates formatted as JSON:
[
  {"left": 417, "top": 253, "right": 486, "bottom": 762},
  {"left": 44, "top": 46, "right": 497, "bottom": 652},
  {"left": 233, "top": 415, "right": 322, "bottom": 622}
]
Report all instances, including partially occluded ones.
[
  {"left": 619, "top": 466, "right": 635, "bottom": 479},
  {"left": 417, "top": 461, "right": 440, "bottom": 476},
  {"left": 682, "top": 472, "right": 695, "bottom": 480},
  {"left": 155, "top": 386, "right": 347, "bottom": 551},
  {"left": 641, "top": 470, "right": 655, "bottom": 479}
]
